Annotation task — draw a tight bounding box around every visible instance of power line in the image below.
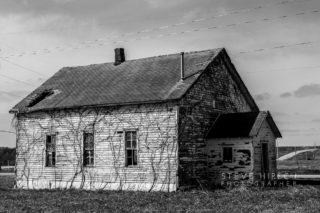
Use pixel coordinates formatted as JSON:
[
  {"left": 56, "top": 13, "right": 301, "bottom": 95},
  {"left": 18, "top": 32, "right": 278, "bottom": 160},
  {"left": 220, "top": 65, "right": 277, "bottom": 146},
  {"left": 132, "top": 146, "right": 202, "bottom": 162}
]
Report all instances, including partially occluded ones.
[
  {"left": 0, "top": 45, "right": 319, "bottom": 93},
  {"left": 0, "top": 90, "right": 25, "bottom": 98},
  {"left": 0, "top": 73, "right": 36, "bottom": 87},
  {"left": 235, "top": 41, "right": 316, "bottom": 55},
  {"left": 2, "top": 7, "right": 319, "bottom": 59},
  {"left": 0, "top": 130, "right": 16, "bottom": 135},
  {"left": 0, "top": 0, "right": 312, "bottom": 36},
  {"left": 0, "top": 57, "right": 49, "bottom": 77},
  {"left": 244, "top": 65, "right": 320, "bottom": 73},
  {"left": 0, "top": 41, "right": 318, "bottom": 88},
  {"left": 0, "top": 41, "right": 57, "bottom": 67},
  {"left": 0, "top": 44, "right": 49, "bottom": 78},
  {"left": 89, "top": 0, "right": 314, "bottom": 42}
]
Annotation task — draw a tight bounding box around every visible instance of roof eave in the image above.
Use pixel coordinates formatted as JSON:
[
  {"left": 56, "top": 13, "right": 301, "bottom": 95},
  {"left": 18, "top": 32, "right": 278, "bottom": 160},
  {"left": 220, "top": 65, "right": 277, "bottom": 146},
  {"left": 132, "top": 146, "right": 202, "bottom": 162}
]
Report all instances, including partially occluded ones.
[
  {"left": 12, "top": 98, "right": 181, "bottom": 115},
  {"left": 249, "top": 111, "right": 282, "bottom": 138},
  {"left": 266, "top": 111, "right": 282, "bottom": 138},
  {"left": 9, "top": 109, "right": 18, "bottom": 114},
  {"left": 219, "top": 49, "right": 259, "bottom": 112}
]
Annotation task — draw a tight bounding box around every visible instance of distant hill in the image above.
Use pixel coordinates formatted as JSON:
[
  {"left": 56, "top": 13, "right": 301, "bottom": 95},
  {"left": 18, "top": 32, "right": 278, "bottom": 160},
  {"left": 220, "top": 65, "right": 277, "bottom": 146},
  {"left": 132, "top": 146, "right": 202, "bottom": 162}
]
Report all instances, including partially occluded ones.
[{"left": 0, "top": 147, "right": 15, "bottom": 168}]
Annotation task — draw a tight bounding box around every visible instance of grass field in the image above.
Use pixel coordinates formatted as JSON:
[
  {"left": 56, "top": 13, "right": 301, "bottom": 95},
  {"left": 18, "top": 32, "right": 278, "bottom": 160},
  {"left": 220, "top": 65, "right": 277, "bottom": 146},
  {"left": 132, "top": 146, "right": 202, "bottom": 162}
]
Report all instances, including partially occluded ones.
[{"left": 1, "top": 176, "right": 320, "bottom": 212}]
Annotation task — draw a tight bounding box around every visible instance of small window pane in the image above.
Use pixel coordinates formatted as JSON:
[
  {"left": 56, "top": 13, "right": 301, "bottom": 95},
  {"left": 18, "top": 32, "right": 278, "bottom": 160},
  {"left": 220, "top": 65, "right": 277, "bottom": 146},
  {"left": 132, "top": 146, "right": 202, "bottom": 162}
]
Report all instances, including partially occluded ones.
[
  {"left": 46, "top": 135, "right": 51, "bottom": 144},
  {"left": 223, "top": 147, "right": 233, "bottom": 163},
  {"left": 125, "top": 132, "right": 131, "bottom": 142},
  {"left": 52, "top": 152, "right": 56, "bottom": 165},
  {"left": 132, "top": 132, "right": 136, "bottom": 141},
  {"left": 132, "top": 139, "right": 136, "bottom": 148},
  {"left": 46, "top": 135, "right": 56, "bottom": 167},
  {"left": 83, "top": 132, "right": 94, "bottom": 166},
  {"left": 133, "top": 150, "right": 137, "bottom": 165},
  {"left": 126, "top": 140, "right": 131, "bottom": 148},
  {"left": 127, "top": 149, "right": 132, "bottom": 158}
]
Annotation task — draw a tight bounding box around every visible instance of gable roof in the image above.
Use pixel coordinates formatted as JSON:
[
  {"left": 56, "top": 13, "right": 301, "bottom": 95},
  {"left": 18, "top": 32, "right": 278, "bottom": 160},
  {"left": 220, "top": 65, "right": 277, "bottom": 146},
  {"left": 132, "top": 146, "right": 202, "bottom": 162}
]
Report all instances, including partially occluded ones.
[
  {"left": 9, "top": 48, "right": 259, "bottom": 113},
  {"left": 206, "top": 111, "right": 281, "bottom": 139}
]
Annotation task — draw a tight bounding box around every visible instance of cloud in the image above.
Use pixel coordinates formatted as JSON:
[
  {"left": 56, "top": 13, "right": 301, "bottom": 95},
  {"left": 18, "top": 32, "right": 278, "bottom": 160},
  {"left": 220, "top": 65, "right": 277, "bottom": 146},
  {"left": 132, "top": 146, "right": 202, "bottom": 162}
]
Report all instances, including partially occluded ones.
[
  {"left": 294, "top": 84, "right": 320, "bottom": 98},
  {"left": 280, "top": 92, "right": 291, "bottom": 98},
  {"left": 144, "top": 0, "right": 185, "bottom": 8},
  {"left": 282, "top": 129, "right": 301, "bottom": 133},
  {"left": 312, "top": 118, "right": 320, "bottom": 123},
  {"left": 272, "top": 111, "right": 289, "bottom": 117},
  {"left": 253, "top": 93, "right": 270, "bottom": 101}
]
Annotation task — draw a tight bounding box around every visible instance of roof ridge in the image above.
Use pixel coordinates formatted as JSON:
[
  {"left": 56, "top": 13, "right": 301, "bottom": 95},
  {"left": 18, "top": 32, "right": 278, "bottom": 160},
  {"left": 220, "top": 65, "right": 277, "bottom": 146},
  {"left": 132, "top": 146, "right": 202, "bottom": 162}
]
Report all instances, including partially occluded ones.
[
  {"left": 128, "top": 48, "right": 223, "bottom": 62},
  {"left": 61, "top": 48, "right": 223, "bottom": 70}
]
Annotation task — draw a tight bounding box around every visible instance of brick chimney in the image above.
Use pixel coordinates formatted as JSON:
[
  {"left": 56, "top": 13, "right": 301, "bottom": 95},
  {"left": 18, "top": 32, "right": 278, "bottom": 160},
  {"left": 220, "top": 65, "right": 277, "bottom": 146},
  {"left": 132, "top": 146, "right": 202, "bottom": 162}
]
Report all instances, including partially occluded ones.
[
  {"left": 180, "top": 52, "right": 185, "bottom": 80},
  {"left": 114, "top": 48, "right": 125, "bottom": 65}
]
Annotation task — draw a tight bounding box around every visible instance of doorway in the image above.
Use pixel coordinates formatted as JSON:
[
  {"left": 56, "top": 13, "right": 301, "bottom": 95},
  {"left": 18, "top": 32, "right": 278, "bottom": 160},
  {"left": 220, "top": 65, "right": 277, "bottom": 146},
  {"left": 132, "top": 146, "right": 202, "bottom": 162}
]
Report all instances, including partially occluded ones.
[{"left": 261, "top": 142, "right": 269, "bottom": 181}]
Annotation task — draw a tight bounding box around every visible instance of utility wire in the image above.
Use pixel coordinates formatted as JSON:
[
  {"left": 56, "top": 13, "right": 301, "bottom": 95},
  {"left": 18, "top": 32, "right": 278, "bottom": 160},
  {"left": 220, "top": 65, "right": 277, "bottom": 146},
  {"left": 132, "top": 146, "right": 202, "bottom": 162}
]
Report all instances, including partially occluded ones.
[
  {"left": 2, "top": 7, "right": 319, "bottom": 59},
  {"left": 85, "top": 0, "right": 314, "bottom": 42},
  {"left": 0, "top": 41, "right": 57, "bottom": 67},
  {"left": 0, "top": 44, "right": 319, "bottom": 92},
  {"left": 0, "top": 41, "right": 318, "bottom": 87},
  {"left": 0, "top": 130, "right": 16, "bottom": 135},
  {"left": 0, "top": 57, "right": 49, "bottom": 77},
  {"left": 235, "top": 41, "right": 316, "bottom": 55},
  {"left": 0, "top": 90, "right": 25, "bottom": 98},
  {"left": 0, "top": 0, "right": 312, "bottom": 36},
  {"left": 244, "top": 65, "right": 320, "bottom": 73},
  {"left": 0, "top": 73, "right": 36, "bottom": 87},
  {"left": 0, "top": 44, "right": 49, "bottom": 78},
  {"left": 0, "top": 40, "right": 318, "bottom": 88}
]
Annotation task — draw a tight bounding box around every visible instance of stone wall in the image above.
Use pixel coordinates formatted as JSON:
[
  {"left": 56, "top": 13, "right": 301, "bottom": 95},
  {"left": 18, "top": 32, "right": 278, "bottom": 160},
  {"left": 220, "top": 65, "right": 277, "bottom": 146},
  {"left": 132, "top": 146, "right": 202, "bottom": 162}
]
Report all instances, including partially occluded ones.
[{"left": 178, "top": 52, "right": 253, "bottom": 187}]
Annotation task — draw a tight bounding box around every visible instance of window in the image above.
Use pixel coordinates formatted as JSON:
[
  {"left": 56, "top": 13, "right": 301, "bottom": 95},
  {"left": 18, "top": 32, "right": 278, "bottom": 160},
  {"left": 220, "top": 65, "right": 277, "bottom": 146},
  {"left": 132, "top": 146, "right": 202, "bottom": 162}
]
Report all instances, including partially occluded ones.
[
  {"left": 83, "top": 132, "right": 94, "bottom": 167},
  {"left": 125, "top": 131, "right": 137, "bottom": 166},
  {"left": 46, "top": 134, "right": 56, "bottom": 167},
  {"left": 223, "top": 147, "right": 233, "bottom": 163}
]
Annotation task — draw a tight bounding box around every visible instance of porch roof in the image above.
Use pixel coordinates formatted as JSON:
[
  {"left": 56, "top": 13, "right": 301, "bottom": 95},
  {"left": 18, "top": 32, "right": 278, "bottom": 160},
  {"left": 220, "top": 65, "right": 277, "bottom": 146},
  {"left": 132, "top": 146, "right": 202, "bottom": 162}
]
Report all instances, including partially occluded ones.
[{"left": 206, "top": 111, "right": 281, "bottom": 139}]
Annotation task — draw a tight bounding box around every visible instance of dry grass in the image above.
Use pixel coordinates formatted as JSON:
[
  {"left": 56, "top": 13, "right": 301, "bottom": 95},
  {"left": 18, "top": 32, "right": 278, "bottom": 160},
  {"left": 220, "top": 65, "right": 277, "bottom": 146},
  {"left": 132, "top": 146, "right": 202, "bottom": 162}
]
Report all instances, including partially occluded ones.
[
  {"left": 1, "top": 176, "right": 320, "bottom": 212},
  {"left": 0, "top": 174, "right": 15, "bottom": 189}
]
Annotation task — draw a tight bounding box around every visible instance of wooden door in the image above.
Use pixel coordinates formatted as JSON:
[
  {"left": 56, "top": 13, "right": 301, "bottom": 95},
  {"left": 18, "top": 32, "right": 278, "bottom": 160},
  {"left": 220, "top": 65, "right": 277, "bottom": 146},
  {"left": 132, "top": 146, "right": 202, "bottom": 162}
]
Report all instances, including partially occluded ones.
[{"left": 261, "top": 143, "right": 269, "bottom": 181}]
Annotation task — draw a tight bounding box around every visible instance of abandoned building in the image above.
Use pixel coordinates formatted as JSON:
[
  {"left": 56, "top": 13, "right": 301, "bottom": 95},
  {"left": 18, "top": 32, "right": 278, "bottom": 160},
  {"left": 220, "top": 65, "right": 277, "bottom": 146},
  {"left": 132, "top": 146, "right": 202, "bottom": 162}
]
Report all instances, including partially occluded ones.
[{"left": 10, "top": 48, "right": 281, "bottom": 191}]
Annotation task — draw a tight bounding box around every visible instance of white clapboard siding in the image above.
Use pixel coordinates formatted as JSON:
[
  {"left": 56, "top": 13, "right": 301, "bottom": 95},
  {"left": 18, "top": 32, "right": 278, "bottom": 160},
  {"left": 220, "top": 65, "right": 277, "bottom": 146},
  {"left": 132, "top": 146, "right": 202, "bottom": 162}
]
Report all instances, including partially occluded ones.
[{"left": 16, "top": 103, "right": 179, "bottom": 191}]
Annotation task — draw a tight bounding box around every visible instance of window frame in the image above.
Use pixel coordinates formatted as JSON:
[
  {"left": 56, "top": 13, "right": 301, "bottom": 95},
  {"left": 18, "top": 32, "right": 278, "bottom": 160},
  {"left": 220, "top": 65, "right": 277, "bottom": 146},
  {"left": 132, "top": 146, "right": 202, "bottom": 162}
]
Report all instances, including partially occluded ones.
[
  {"left": 124, "top": 130, "right": 138, "bottom": 167},
  {"left": 45, "top": 134, "right": 56, "bottom": 167},
  {"left": 222, "top": 146, "right": 233, "bottom": 163},
  {"left": 83, "top": 131, "right": 95, "bottom": 167}
]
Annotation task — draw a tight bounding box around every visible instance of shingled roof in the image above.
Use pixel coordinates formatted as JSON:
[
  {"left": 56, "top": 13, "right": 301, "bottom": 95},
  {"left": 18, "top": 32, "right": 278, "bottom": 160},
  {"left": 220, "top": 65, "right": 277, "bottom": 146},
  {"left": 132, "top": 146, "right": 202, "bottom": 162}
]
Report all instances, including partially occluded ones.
[
  {"left": 10, "top": 49, "right": 222, "bottom": 113},
  {"left": 10, "top": 48, "right": 258, "bottom": 113},
  {"left": 206, "top": 111, "right": 282, "bottom": 138}
]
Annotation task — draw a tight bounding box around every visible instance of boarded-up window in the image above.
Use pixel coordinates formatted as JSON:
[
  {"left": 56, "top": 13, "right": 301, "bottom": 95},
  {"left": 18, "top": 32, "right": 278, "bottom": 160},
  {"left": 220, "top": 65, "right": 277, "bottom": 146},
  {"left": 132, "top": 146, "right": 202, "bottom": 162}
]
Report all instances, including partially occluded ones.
[
  {"left": 223, "top": 147, "right": 233, "bottom": 163},
  {"left": 46, "top": 135, "right": 56, "bottom": 167},
  {"left": 125, "top": 131, "right": 137, "bottom": 166},
  {"left": 83, "top": 132, "right": 94, "bottom": 167}
]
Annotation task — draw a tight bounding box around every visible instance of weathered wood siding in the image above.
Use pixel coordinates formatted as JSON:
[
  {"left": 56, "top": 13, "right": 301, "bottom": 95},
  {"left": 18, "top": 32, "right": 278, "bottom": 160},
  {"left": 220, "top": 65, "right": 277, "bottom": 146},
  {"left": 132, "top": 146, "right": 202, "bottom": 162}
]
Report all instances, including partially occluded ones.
[
  {"left": 253, "top": 120, "right": 277, "bottom": 178},
  {"left": 206, "top": 138, "right": 253, "bottom": 184},
  {"left": 16, "top": 103, "right": 178, "bottom": 191},
  {"left": 178, "top": 53, "right": 252, "bottom": 186}
]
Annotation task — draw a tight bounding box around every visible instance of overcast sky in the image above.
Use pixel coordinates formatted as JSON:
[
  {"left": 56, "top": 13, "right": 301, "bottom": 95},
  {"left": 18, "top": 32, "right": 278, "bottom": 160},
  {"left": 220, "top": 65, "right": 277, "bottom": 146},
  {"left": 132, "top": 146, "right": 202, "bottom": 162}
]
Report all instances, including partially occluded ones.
[{"left": 0, "top": 0, "right": 320, "bottom": 147}]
